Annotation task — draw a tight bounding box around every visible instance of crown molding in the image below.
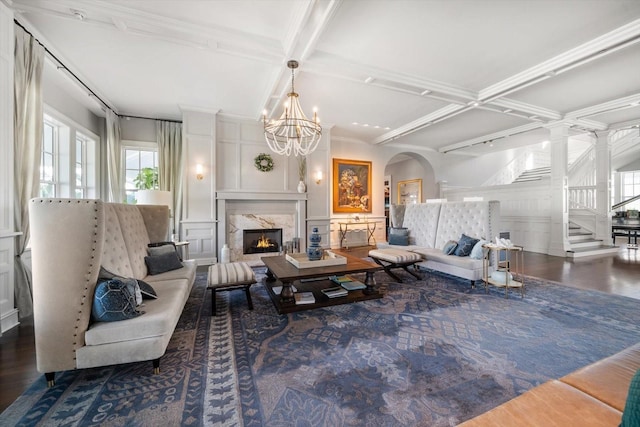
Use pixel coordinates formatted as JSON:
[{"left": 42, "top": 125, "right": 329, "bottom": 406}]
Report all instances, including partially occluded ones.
[
  {"left": 372, "top": 104, "right": 470, "bottom": 145},
  {"left": 479, "top": 19, "right": 640, "bottom": 102},
  {"left": 565, "top": 93, "right": 640, "bottom": 120},
  {"left": 439, "top": 122, "right": 543, "bottom": 153}
]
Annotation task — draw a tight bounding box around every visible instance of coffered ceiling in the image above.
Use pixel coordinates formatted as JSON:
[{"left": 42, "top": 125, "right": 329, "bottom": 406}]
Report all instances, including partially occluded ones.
[{"left": 8, "top": 0, "right": 640, "bottom": 155}]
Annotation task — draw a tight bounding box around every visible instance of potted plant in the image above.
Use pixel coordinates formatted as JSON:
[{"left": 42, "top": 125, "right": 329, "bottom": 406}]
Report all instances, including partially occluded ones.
[{"left": 134, "top": 167, "right": 159, "bottom": 190}]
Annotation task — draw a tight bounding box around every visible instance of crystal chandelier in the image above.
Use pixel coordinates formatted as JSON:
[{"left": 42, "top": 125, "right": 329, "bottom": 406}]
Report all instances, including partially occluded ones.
[{"left": 263, "top": 60, "right": 322, "bottom": 157}]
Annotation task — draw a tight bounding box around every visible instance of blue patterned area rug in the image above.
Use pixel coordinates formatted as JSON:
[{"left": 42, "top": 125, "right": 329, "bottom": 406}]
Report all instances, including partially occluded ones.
[{"left": 2, "top": 268, "right": 640, "bottom": 426}]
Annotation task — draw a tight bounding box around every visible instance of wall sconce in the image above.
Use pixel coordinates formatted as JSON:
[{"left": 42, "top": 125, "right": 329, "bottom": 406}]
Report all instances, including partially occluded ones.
[
  {"left": 314, "top": 170, "right": 323, "bottom": 184},
  {"left": 195, "top": 164, "right": 204, "bottom": 180}
]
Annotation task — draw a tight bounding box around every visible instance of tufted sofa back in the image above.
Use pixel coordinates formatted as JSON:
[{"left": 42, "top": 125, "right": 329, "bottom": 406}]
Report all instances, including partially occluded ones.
[
  {"left": 434, "top": 201, "right": 500, "bottom": 249},
  {"left": 101, "top": 204, "right": 154, "bottom": 280},
  {"left": 401, "top": 203, "right": 442, "bottom": 247}
]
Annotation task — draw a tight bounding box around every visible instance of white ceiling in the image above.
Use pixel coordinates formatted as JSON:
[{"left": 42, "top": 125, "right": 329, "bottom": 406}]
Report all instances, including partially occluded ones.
[{"left": 8, "top": 0, "right": 640, "bottom": 155}]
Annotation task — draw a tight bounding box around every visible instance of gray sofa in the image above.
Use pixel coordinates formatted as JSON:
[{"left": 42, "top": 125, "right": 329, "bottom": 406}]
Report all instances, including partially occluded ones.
[
  {"left": 378, "top": 200, "right": 501, "bottom": 284},
  {"left": 29, "top": 198, "right": 196, "bottom": 385}
]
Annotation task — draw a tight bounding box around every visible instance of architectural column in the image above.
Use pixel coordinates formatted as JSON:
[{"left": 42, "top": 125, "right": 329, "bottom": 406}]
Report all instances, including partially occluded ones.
[
  {"left": 594, "top": 131, "right": 612, "bottom": 244},
  {"left": 547, "top": 123, "right": 571, "bottom": 257},
  {"left": 181, "top": 107, "right": 219, "bottom": 265}
]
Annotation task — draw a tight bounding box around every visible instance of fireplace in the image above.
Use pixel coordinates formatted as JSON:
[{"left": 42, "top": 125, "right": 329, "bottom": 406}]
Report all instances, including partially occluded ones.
[{"left": 243, "top": 228, "right": 282, "bottom": 254}]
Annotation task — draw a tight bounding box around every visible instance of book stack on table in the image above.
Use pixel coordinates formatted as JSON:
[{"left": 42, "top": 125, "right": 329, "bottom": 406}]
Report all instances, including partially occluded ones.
[
  {"left": 294, "top": 292, "right": 315, "bottom": 305},
  {"left": 329, "top": 275, "right": 367, "bottom": 291}
]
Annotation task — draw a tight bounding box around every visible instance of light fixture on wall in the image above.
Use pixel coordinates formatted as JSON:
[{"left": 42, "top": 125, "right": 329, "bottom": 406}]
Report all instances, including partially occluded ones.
[
  {"left": 315, "top": 170, "right": 323, "bottom": 184},
  {"left": 195, "top": 164, "right": 204, "bottom": 180},
  {"left": 263, "top": 60, "right": 322, "bottom": 157}
]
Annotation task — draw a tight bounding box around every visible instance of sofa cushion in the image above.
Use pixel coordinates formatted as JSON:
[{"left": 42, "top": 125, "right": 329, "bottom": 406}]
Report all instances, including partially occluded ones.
[
  {"left": 454, "top": 234, "right": 480, "bottom": 257},
  {"left": 414, "top": 248, "right": 484, "bottom": 269},
  {"left": 145, "top": 251, "right": 183, "bottom": 275},
  {"left": 560, "top": 342, "right": 640, "bottom": 412},
  {"left": 85, "top": 279, "right": 190, "bottom": 346},
  {"left": 458, "top": 380, "right": 622, "bottom": 427},
  {"left": 442, "top": 240, "right": 458, "bottom": 255},
  {"left": 91, "top": 279, "right": 143, "bottom": 322}
]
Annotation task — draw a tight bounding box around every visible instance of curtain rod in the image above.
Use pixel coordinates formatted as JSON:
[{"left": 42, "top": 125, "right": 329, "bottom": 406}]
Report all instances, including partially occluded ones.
[{"left": 14, "top": 19, "right": 183, "bottom": 125}]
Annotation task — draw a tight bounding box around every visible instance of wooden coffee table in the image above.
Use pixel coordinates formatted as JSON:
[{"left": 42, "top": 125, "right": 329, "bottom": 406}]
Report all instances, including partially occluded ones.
[{"left": 261, "top": 253, "right": 382, "bottom": 314}]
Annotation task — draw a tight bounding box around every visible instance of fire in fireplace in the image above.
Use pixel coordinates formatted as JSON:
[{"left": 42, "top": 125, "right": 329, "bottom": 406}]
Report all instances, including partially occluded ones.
[{"left": 243, "top": 228, "right": 282, "bottom": 254}]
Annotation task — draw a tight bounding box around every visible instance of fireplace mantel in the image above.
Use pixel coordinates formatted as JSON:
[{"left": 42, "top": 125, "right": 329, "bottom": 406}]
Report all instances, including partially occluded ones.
[
  {"left": 217, "top": 191, "right": 307, "bottom": 201},
  {"left": 216, "top": 192, "right": 307, "bottom": 263}
]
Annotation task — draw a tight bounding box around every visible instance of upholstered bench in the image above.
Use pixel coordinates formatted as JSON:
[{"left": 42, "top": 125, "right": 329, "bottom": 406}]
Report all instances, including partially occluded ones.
[
  {"left": 368, "top": 248, "right": 422, "bottom": 282},
  {"left": 207, "top": 262, "right": 256, "bottom": 316}
]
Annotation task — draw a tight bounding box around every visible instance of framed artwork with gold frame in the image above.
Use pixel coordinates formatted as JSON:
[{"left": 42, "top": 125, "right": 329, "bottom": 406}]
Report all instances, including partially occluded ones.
[
  {"left": 397, "top": 178, "right": 422, "bottom": 205},
  {"left": 332, "top": 158, "right": 372, "bottom": 213}
]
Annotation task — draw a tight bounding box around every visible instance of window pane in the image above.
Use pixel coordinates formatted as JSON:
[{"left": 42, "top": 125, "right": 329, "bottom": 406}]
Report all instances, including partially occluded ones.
[
  {"left": 140, "top": 151, "right": 155, "bottom": 168},
  {"left": 75, "top": 188, "right": 84, "bottom": 198},
  {"left": 126, "top": 170, "right": 139, "bottom": 189},
  {"left": 43, "top": 153, "right": 54, "bottom": 181},
  {"left": 125, "top": 150, "right": 140, "bottom": 170},
  {"left": 39, "top": 183, "right": 54, "bottom": 198}
]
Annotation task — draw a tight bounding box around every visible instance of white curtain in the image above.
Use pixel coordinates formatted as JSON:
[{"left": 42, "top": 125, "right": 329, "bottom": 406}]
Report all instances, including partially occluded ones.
[
  {"left": 156, "top": 121, "right": 184, "bottom": 237},
  {"left": 106, "top": 110, "right": 122, "bottom": 202},
  {"left": 14, "top": 25, "right": 45, "bottom": 319}
]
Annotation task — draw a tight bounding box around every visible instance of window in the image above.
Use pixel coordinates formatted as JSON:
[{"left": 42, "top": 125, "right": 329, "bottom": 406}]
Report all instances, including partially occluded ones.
[
  {"left": 39, "top": 119, "right": 56, "bottom": 197},
  {"left": 40, "top": 110, "right": 98, "bottom": 199},
  {"left": 123, "top": 145, "right": 159, "bottom": 204},
  {"left": 622, "top": 171, "right": 640, "bottom": 211}
]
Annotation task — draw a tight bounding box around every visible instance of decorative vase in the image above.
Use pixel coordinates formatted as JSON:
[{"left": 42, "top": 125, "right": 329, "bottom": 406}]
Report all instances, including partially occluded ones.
[
  {"left": 297, "top": 181, "right": 306, "bottom": 193},
  {"left": 221, "top": 243, "right": 230, "bottom": 263},
  {"left": 306, "top": 227, "right": 323, "bottom": 261}
]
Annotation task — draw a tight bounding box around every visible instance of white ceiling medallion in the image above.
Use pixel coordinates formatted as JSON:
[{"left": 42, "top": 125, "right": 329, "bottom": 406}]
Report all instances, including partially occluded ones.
[{"left": 263, "top": 60, "right": 322, "bottom": 157}]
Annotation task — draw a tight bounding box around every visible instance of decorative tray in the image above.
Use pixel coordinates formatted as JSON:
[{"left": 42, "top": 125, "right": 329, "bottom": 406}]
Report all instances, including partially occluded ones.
[{"left": 285, "top": 251, "right": 347, "bottom": 269}]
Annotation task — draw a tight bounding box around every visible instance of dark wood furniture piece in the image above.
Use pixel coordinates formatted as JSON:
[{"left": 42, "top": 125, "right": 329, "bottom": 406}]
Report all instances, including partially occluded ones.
[
  {"left": 612, "top": 219, "right": 640, "bottom": 247},
  {"left": 261, "top": 253, "right": 382, "bottom": 314}
]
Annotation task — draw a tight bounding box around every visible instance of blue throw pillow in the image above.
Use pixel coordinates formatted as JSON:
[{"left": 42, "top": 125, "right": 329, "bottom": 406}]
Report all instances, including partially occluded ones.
[
  {"left": 389, "top": 227, "right": 409, "bottom": 236},
  {"left": 469, "top": 239, "right": 488, "bottom": 259},
  {"left": 388, "top": 234, "right": 409, "bottom": 246},
  {"left": 442, "top": 240, "right": 458, "bottom": 255},
  {"left": 454, "top": 234, "right": 480, "bottom": 257},
  {"left": 92, "top": 279, "right": 142, "bottom": 322},
  {"left": 621, "top": 368, "right": 640, "bottom": 427}
]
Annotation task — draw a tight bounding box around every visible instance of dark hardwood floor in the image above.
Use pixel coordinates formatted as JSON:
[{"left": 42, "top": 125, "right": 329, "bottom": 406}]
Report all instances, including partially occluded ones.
[{"left": 1, "top": 240, "right": 638, "bottom": 413}]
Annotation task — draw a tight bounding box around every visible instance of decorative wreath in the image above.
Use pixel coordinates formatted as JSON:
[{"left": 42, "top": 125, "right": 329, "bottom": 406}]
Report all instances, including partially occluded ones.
[{"left": 254, "top": 153, "right": 274, "bottom": 172}]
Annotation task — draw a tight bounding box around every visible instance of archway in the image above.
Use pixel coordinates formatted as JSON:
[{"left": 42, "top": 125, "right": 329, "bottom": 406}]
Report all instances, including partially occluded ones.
[{"left": 383, "top": 152, "right": 436, "bottom": 205}]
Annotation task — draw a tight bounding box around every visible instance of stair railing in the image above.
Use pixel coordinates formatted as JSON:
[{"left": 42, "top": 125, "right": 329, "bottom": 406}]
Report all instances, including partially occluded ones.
[{"left": 612, "top": 194, "right": 640, "bottom": 211}]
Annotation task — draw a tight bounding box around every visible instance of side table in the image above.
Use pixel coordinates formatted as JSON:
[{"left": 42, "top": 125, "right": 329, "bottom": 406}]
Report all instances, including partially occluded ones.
[
  {"left": 482, "top": 244, "right": 524, "bottom": 298},
  {"left": 174, "top": 241, "right": 190, "bottom": 260}
]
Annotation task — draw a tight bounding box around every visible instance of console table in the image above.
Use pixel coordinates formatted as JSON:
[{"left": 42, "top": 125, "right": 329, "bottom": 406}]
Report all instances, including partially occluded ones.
[{"left": 335, "top": 221, "right": 381, "bottom": 248}]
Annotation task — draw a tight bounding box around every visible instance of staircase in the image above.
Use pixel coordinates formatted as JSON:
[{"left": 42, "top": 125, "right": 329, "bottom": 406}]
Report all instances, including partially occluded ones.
[
  {"left": 512, "top": 166, "right": 550, "bottom": 183},
  {"left": 566, "top": 222, "right": 619, "bottom": 258}
]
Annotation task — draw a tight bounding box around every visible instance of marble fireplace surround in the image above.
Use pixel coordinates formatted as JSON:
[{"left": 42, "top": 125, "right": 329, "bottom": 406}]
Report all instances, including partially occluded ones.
[{"left": 216, "top": 191, "right": 307, "bottom": 263}]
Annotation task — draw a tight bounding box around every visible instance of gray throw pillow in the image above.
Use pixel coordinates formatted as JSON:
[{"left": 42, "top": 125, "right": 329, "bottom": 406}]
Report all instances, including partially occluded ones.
[
  {"left": 148, "top": 242, "right": 182, "bottom": 260},
  {"left": 145, "top": 251, "right": 183, "bottom": 275},
  {"left": 137, "top": 279, "right": 158, "bottom": 299},
  {"left": 442, "top": 240, "right": 458, "bottom": 255}
]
